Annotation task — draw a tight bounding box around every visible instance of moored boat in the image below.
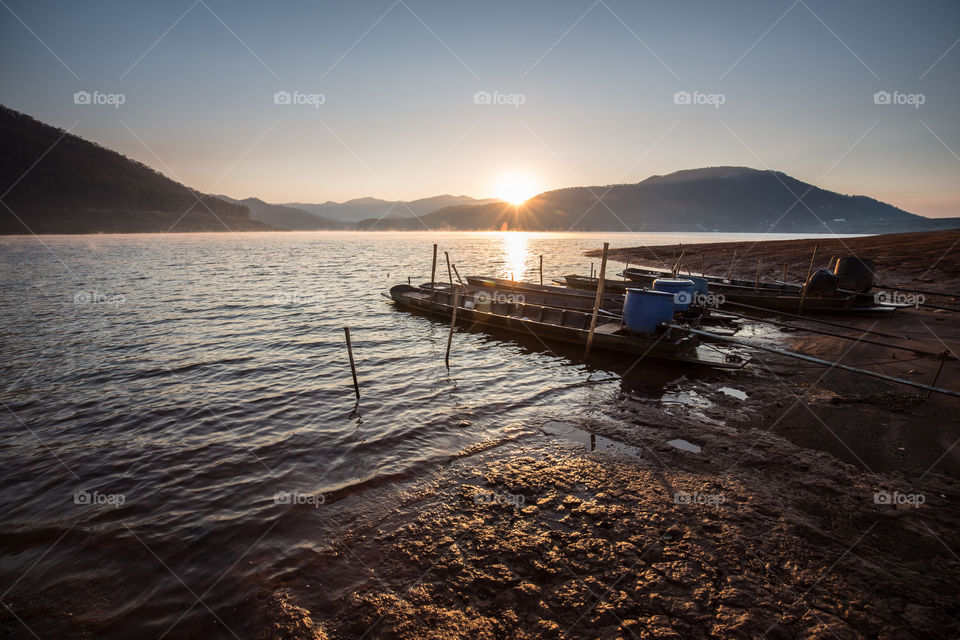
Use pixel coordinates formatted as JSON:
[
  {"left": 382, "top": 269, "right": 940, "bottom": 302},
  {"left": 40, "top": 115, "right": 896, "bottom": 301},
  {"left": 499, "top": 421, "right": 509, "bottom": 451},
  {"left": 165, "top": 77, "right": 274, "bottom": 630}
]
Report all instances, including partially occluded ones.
[{"left": 388, "top": 283, "right": 740, "bottom": 366}]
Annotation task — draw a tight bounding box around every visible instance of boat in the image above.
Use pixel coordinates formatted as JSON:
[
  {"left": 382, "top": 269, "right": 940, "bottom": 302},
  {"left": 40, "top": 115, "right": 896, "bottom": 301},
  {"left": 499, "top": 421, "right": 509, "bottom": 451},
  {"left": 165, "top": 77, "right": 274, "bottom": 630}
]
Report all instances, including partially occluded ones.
[
  {"left": 556, "top": 274, "right": 630, "bottom": 295},
  {"left": 620, "top": 267, "right": 900, "bottom": 314},
  {"left": 388, "top": 283, "right": 741, "bottom": 367},
  {"left": 465, "top": 276, "right": 624, "bottom": 312}
]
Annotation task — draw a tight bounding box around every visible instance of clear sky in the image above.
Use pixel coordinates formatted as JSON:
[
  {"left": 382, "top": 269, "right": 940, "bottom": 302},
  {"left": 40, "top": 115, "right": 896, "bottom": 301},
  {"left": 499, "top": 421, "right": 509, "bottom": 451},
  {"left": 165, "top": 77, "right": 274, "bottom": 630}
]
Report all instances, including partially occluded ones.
[{"left": 1, "top": 0, "right": 958, "bottom": 216}]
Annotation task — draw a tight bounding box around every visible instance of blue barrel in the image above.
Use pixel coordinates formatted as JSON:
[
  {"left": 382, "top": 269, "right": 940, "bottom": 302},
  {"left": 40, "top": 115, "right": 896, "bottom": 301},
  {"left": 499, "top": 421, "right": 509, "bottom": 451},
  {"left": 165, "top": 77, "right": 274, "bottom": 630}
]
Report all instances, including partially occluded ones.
[
  {"left": 688, "top": 276, "right": 709, "bottom": 296},
  {"left": 653, "top": 278, "right": 696, "bottom": 311},
  {"left": 622, "top": 288, "right": 675, "bottom": 334}
]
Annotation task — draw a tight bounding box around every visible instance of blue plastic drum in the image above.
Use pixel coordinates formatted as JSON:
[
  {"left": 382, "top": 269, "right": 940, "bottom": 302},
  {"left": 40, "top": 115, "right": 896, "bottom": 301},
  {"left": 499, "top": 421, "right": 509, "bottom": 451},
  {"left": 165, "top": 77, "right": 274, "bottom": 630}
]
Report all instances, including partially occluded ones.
[
  {"left": 653, "top": 278, "right": 696, "bottom": 311},
  {"left": 622, "top": 288, "right": 676, "bottom": 334}
]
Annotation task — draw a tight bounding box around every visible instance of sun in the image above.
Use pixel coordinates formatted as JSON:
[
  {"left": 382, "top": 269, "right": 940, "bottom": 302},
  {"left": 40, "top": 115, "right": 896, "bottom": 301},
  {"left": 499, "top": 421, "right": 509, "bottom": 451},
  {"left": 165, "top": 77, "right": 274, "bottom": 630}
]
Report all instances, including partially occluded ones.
[{"left": 494, "top": 172, "right": 541, "bottom": 205}]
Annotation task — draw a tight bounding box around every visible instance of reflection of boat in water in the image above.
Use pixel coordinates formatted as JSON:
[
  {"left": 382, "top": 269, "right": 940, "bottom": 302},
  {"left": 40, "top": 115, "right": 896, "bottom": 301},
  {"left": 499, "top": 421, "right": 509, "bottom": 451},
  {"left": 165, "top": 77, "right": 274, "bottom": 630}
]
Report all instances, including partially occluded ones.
[{"left": 388, "top": 283, "right": 741, "bottom": 367}]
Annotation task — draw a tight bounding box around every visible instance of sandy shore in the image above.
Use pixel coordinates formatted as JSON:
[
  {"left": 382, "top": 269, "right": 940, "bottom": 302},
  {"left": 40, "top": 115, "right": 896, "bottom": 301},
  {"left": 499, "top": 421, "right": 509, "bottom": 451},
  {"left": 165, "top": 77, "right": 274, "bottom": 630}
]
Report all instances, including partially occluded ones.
[
  {"left": 255, "top": 302, "right": 960, "bottom": 639},
  {"left": 584, "top": 230, "right": 960, "bottom": 295}
]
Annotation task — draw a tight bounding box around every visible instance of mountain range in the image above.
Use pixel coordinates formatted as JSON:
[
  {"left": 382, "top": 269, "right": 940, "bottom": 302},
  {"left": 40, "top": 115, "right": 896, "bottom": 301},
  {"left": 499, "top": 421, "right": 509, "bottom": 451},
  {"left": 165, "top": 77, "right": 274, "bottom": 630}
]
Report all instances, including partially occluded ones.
[{"left": 1, "top": 105, "right": 957, "bottom": 235}]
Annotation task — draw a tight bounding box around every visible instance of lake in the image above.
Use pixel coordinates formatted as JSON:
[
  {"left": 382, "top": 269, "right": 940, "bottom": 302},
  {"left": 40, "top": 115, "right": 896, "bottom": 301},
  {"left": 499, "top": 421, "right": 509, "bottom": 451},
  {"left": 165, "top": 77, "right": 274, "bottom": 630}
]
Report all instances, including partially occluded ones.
[{"left": 0, "top": 230, "right": 844, "bottom": 637}]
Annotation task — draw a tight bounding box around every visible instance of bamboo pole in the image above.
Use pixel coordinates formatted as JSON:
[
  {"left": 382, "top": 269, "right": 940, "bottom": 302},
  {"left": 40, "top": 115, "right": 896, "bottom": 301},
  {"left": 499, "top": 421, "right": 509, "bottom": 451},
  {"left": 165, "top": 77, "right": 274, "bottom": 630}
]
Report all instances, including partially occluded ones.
[
  {"left": 782, "top": 262, "right": 787, "bottom": 282},
  {"left": 584, "top": 243, "right": 609, "bottom": 359},
  {"left": 623, "top": 259, "right": 629, "bottom": 281},
  {"left": 726, "top": 249, "right": 737, "bottom": 280},
  {"left": 678, "top": 326, "right": 960, "bottom": 398},
  {"left": 445, "top": 286, "right": 461, "bottom": 368},
  {"left": 343, "top": 327, "right": 360, "bottom": 402},
  {"left": 445, "top": 251, "right": 453, "bottom": 288},
  {"left": 798, "top": 243, "right": 819, "bottom": 315},
  {"left": 451, "top": 263, "right": 465, "bottom": 286},
  {"left": 429, "top": 243, "right": 438, "bottom": 313},
  {"left": 407, "top": 276, "right": 411, "bottom": 286},
  {"left": 754, "top": 258, "right": 761, "bottom": 292},
  {"left": 539, "top": 255, "right": 543, "bottom": 285}
]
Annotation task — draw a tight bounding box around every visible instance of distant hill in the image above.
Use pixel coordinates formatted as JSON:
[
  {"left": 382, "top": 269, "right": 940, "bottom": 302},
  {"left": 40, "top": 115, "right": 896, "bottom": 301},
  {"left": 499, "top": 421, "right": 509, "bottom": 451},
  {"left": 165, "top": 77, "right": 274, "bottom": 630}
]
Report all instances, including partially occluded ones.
[
  {"left": 357, "top": 167, "right": 957, "bottom": 233},
  {"left": 284, "top": 194, "right": 501, "bottom": 223},
  {"left": 217, "top": 196, "right": 345, "bottom": 230},
  {"left": 0, "top": 105, "right": 273, "bottom": 234}
]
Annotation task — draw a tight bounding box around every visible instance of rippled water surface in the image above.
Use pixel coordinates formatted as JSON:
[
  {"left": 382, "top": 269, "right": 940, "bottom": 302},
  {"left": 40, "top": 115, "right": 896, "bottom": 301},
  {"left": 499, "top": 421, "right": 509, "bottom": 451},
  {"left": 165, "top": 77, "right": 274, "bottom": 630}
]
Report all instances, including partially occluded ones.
[{"left": 0, "top": 230, "right": 811, "bottom": 637}]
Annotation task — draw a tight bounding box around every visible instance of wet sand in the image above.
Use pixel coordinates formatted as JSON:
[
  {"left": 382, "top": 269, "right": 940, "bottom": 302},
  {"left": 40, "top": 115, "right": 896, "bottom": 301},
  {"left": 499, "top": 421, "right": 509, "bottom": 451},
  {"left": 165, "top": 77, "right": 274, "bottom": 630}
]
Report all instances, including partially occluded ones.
[{"left": 255, "top": 305, "right": 960, "bottom": 639}]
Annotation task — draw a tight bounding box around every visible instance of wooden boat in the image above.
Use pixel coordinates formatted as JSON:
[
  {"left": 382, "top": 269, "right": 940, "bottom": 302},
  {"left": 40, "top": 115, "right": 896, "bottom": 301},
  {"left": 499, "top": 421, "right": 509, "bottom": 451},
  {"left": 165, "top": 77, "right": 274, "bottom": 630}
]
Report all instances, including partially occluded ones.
[
  {"left": 388, "top": 283, "right": 740, "bottom": 366},
  {"left": 556, "top": 274, "right": 629, "bottom": 295},
  {"left": 465, "top": 276, "right": 624, "bottom": 312},
  {"left": 619, "top": 267, "right": 899, "bottom": 314}
]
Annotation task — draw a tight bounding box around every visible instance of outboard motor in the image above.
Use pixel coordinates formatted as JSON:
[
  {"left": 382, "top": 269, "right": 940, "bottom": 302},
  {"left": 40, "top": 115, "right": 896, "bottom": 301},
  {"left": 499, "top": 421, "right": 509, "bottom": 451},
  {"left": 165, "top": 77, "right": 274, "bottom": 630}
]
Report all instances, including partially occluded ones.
[
  {"left": 804, "top": 269, "right": 839, "bottom": 297},
  {"left": 833, "top": 257, "right": 876, "bottom": 292}
]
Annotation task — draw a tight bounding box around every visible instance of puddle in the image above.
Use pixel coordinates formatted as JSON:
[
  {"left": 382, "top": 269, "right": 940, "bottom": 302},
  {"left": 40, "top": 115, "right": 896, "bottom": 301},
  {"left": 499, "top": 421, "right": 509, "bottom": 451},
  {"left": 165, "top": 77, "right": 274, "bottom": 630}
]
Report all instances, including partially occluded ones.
[
  {"left": 667, "top": 438, "right": 702, "bottom": 453},
  {"left": 541, "top": 421, "right": 643, "bottom": 458},
  {"left": 718, "top": 386, "right": 748, "bottom": 401},
  {"left": 660, "top": 389, "right": 712, "bottom": 409}
]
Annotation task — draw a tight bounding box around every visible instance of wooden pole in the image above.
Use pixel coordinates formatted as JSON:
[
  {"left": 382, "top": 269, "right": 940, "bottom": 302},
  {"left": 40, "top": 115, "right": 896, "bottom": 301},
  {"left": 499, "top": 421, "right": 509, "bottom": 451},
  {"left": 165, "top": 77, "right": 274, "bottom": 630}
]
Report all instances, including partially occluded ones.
[
  {"left": 429, "top": 243, "right": 438, "bottom": 313},
  {"left": 343, "top": 327, "right": 360, "bottom": 402},
  {"left": 539, "top": 255, "right": 543, "bottom": 285},
  {"left": 623, "top": 259, "right": 629, "bottom": 281},
  {"left": 445, "top": 286, "right": 461, "bottom": 368},
  {"left": 782, "top": 262, "right": 787, "bottom": 282},
  {"left": 584, "top": 243, "right": 609, "bottom": 359},
  {"left": 452, "top": 263, "right": 465, "bottom": 286},
  {"left": 798, "top": 243, "right": 819, "bottom": 315},
  {"left": 408, "top": 276, "right": 411, "bottom": 286},
  {"left": 754, "top": 258, "right": 761, "bottom": 292},
  {"left": 726, "top": 249, "right": 737, "bottom": 280},
  {"left": 445, "top": 251, "right": 453, "bottom": 288}
]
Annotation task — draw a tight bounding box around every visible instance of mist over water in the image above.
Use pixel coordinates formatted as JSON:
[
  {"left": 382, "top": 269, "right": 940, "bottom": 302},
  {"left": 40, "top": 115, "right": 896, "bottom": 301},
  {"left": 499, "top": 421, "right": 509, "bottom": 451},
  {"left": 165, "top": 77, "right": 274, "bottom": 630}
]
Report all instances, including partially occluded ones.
[{"left": 0, "top": 230, "right": 834, "bottom": 637}]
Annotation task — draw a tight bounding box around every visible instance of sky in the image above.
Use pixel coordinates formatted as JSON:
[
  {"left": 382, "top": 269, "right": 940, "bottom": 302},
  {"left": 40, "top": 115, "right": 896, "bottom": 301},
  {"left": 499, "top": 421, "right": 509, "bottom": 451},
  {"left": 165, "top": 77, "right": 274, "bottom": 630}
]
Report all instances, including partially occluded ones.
[{"left": 1, "top": 0, "right": 958, "bottom": 216}]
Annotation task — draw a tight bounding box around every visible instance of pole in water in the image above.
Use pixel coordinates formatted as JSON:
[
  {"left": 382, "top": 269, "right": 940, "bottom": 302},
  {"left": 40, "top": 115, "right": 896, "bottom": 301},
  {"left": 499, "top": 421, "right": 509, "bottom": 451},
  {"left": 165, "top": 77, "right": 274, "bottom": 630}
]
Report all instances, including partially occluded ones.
[
  {"left": 782, "top": 262, "right": 787, "bottom": 282},
  {"left": 445, "top": 286, "right": 461, "bottom": 368},
  {"left": 539, "top": 255, "right": 543, "bottom": 285},
  {"left": 445, "top": 251, "right": 454, "bottom": 288},
  {"left": 754, "top": 258, "right": 761, "bottom": 292},
  {"left": 344, "top": 327, "right": 360, "bottom": 402},
  {"left": 429, "top": 243, "right": 438, "bottom": 313},
  {"left": 798, "top": 243, "right": 819, "bottom": 315},
  {"left": 584, "top": 242, "right": 609, "bottom": 359},
  {"left": 407, "top": 276, "right": 411, "bottom": 286},
  {"left": 452, "top": 263, "right": 465, "bottom": 286},
  {"left": 726, "top": 249, "right": 737, "bottom": 280}
]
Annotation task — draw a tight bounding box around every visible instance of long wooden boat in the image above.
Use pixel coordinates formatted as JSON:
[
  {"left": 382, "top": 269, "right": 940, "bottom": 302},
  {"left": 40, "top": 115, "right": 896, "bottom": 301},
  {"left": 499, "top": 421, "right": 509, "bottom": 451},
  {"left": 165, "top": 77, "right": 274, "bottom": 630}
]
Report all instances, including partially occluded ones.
[
  {"left": 619, "top": 267, "right": 899, "bottom": 314},
  {"left": 465, "top": 276, "right": 624, "bottom": 312},
  {"left": 557, "top": 274, "right": 630, "bottom": 295},
  {"left": 388, "top": 284, "right": 741, "bottom": 367}
]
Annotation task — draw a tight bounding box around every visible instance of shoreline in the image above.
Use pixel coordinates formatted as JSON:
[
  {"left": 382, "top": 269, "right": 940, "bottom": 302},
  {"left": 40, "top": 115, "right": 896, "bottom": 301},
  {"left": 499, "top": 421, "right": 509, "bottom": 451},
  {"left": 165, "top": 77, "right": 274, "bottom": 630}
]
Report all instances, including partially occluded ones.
[{"left": 253, "top": 306, "right": 959, "bottom": 639}]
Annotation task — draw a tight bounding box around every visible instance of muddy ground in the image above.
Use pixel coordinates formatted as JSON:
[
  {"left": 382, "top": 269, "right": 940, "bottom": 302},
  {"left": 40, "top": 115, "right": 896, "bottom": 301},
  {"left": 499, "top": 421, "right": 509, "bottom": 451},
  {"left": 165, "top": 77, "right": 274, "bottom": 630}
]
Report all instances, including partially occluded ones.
[{"left": 256, "top": 304, "right": 960, "bottom": 639}]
